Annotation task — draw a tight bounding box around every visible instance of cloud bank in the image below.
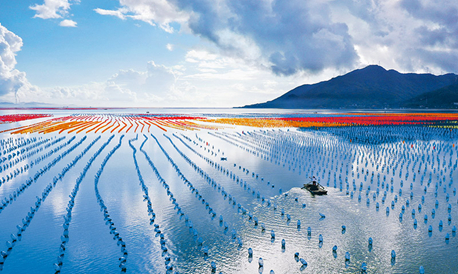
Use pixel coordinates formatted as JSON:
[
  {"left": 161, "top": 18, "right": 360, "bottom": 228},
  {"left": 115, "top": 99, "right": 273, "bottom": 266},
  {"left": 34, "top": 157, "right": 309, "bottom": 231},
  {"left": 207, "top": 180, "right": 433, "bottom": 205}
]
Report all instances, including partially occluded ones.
[
  {"left": 97, "top": 0, "right": 458, "bottom": 75},
  {"left": 0, "top": 23, "right": 38, "bottom": 102}
]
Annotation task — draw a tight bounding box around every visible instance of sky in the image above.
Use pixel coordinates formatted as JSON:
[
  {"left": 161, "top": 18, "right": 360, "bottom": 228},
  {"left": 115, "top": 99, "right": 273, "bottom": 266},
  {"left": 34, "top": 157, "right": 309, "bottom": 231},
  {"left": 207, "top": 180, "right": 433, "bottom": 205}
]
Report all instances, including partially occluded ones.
[{"left": 0, "top": 0, "right": 457, "bottom": 107}]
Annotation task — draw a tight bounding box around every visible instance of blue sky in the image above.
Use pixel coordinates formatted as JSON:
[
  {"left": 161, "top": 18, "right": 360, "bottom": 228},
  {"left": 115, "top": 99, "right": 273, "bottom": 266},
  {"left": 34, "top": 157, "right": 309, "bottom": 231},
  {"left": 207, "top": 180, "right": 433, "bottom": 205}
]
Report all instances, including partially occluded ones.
[{"left": 0, "top": 0, "right": 457, "bottom": 107}]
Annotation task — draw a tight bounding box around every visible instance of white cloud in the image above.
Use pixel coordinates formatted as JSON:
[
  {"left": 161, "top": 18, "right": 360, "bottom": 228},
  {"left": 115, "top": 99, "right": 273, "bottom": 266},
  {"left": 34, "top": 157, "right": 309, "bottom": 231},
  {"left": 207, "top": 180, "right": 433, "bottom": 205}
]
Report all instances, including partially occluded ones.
[
  {"left": 94, "top": 7, "right": 128, "bottom": 20},
  {"left": 59, "top": 19, "right": 77, "bottom": 27},
  {"left": 166, "top": 43, "right": 174, "bottom": 51},
  {"left": 94, "top": 0, "right": 189, "bottom": 33},
  {"left": 30, "top": 0, "right": 72, "bottom": 19},
  {"left": 0, "top": 23, "right": 39, "bottom": 102}
]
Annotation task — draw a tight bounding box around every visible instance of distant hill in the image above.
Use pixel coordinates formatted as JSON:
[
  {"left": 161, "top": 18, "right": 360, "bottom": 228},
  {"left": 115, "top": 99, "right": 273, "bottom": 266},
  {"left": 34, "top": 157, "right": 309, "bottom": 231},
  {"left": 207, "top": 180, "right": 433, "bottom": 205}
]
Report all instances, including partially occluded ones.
[
  {"left": 0, "top": 102, "right": 58, "bottom": 108},
  {"left": 403, "top": 83, "right": 458, "bottom": 109},
  {"left": 242, "top": 65, "right": 458, "bottom": 109}
]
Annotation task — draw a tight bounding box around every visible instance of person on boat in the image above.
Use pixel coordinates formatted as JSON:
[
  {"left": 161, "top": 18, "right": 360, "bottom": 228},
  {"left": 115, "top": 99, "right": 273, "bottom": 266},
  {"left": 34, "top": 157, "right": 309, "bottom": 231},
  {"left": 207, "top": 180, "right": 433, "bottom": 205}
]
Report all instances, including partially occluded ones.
[{"left": 310, "top": 179, "right": 319, "bottom": 190}]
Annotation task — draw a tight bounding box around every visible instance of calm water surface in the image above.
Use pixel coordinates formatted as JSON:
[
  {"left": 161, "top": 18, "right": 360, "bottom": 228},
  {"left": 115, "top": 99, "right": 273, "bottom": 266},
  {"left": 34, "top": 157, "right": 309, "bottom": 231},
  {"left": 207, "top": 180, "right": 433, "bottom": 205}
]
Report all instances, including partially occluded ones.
[{"left": 0, "top": 109, "right": 456, "bottom": 273}]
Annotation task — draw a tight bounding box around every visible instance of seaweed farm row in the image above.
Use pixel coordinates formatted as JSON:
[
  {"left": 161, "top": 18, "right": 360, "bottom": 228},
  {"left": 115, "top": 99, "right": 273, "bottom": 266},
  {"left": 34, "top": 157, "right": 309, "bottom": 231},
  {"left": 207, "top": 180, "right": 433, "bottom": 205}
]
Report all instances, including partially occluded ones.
[
  {"left": 2, "top": 112, "right": 458, "bottom": 135},
  {"left": 0, "top": 111, "right": 457, "bottom": 273}
]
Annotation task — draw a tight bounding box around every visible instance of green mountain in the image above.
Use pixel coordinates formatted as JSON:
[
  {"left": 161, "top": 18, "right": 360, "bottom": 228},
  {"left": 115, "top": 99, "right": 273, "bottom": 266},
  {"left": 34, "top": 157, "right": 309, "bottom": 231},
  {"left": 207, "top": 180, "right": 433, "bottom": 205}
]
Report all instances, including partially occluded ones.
[
  {"left": 243, "top": 65, "right": 458, "bottom": 109},
  {"left": 403, "top": 83, "right": 458, "bottom": 109}
]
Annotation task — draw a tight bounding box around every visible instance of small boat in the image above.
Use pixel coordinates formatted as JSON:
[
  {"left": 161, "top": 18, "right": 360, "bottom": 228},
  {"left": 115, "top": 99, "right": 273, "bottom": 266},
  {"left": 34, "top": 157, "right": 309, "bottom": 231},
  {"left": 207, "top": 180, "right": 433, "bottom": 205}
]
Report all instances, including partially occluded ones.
[
  {"left": 302, "top": 177, "right": 327, "bottom": 195},
  {"left": 220, "top": 157, "right": 227, "bottom": 161}
]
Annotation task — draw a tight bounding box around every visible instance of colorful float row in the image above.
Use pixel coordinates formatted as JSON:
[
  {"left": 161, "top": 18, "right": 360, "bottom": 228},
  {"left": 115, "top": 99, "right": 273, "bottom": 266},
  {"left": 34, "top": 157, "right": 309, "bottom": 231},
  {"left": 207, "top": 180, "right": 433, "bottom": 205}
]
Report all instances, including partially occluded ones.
[
  {"left": 204, "top": 113, "right": 458, "bottom": 128},
  {"left": 1, "top": 113, "right": 458, "bottom": 134},
  {"left": 0, "top": 114, "right": 51, "bottom": 124},
  {"left": 0, "top": 114, "right": 221, "bottom": 134}
]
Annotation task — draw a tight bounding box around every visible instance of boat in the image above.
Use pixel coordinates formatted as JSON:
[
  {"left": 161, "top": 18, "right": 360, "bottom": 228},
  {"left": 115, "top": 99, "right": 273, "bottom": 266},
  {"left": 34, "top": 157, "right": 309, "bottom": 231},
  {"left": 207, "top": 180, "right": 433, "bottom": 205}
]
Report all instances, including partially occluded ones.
[
  {"left": 302, "top": 177, "right": 327, "bottom": 195},
  {"left": 220, "top": 157, "right": 227, "bottom": 161}
]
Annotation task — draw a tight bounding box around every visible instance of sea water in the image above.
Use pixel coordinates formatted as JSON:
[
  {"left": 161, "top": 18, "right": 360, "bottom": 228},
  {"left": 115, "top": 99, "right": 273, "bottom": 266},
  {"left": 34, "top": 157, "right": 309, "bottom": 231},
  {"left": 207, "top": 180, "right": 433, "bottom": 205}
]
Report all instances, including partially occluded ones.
[{"left": 0, "top": 108, "right": 457, "bottom": 273}]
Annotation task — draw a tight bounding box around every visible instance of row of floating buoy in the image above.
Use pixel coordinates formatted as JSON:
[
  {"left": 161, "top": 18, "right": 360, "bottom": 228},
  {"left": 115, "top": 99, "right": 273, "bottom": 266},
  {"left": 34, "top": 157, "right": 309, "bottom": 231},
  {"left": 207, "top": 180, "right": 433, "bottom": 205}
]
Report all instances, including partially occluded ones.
[
  {"left": 63, "top": 123, "right": 448, "bottom": 272},
  {"left": 182, "top": 133, "right": 322, "bottom": 232},
  {"left": 169, "top": 134, "right": 268, "bottom": 226},
  {"left": 163, "top": 135, "right": 244, "bottom": 237},
  {"left": 203, "top": 135, "right": 333, "bottom": 224},
  {"left": 145, "top": 134, "right": 240, "bottom": 271},
  {"left": 55, "top": 135, "right": 114, "bottom": 273},
  {"left": 0, "top": 136, "right": 69, "bottom": 187},
  {"left": 70, "top": 125, "right": 440, "bottom": 272},
  {"left": 168, "top": 134, "right": 293, "bottom": 271},
  {"left": 222, "top": 128, "right": 455, "bottom": 192},
  {"left": 0, "top": 136, "right": 87, "bottom": 215},
  {"left": 199, "top": 126, "right": 456, "bottom": 273},
  {"left": 129, "top": 136, "right": 174, "bottom": 272},
  {"left": 209, "top": 132, "right": 260, "bottom": 159},
  {"left": 0, "top": 135, "right": 58, "bottom": 174},
  {"left": 1, "top": 136, "right": 100, "bottom": 272},
  {"left": 167, "top": 135, "right": 255, "bottom": 251},
  {"left": 0, "top": 135, "right": 42, "bottom": 157},
  {"left": 162, "top": 134, "right": 245, "bottom": 248},
  {"left": 173, "top": 133, "right": 334, "bottom": 272},
  {"left": 175, "top": 134, "right": 285, "bottom": 215},
  {"left": 230, "top": 128, "right": 457, "bottom": 241},
  {"left": 94, "top": 136, "right": 127, "bottom": 272},
  {"left": 149, "top": 134, "right": 243, "bottom": 262},
  {"left": 33, "top": 136, "right": 76, "bottom": 166},
  {"left": 209, "top": 132, "right": 262, "bottom": 161}
]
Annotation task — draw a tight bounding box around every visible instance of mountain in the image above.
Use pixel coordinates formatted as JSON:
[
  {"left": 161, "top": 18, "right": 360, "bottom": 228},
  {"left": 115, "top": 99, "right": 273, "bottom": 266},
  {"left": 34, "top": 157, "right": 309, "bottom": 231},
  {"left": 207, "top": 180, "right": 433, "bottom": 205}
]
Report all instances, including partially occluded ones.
[
  {"left": 242, "top": 65, "right": 458, "bottom": 109},
  {"left": 403, "top": 83, "right": 458, "bottom": 109},
  {"left": 0, "top": 102, "right": 58, "bottom": 108}
]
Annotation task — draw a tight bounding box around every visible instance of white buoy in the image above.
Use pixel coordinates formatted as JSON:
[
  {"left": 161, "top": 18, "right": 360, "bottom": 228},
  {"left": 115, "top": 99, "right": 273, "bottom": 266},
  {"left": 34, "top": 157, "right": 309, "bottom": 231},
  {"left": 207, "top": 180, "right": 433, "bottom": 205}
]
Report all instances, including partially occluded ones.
[
  {"left": 300, "top": 258, "right": 307, "bottom": 266},
  {"left": 258, "top": 257, "right": 264, "bottom": 267}
]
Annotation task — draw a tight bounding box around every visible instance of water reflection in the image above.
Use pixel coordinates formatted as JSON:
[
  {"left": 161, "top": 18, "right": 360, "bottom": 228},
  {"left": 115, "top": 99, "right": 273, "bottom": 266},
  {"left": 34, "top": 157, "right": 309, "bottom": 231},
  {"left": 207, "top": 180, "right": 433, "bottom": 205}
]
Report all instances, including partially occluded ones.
[{"left": 0, "top": 112, "right": 457, "bottom": 273}]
